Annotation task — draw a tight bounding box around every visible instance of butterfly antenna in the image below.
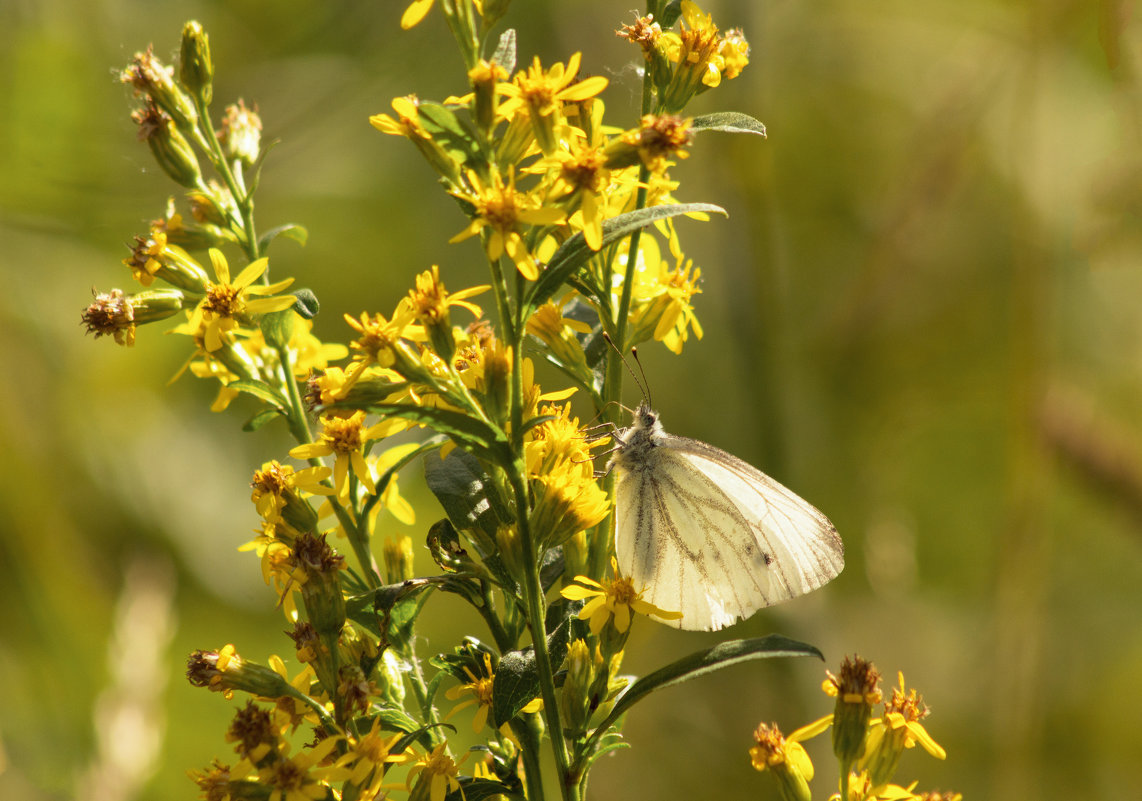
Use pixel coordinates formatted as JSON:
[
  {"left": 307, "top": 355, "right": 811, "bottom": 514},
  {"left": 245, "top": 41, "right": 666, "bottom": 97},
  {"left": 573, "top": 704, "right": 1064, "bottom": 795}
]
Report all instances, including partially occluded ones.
[
  {"left": 602, "top": 333, "right": 652, "bottom": 406},
  {"left": 629, "top": 346, "right": 653, "bottom": 409}
]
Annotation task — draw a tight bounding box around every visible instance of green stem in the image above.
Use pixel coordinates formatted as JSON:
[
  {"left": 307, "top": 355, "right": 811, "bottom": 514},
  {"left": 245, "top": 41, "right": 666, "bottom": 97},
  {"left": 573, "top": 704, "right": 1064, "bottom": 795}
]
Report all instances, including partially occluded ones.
[
  {"left": 510, "top": 717, "right": 547, "bottom": 801},
  {"left": 273, "top": 343, "right": 313, "bottom": 446},
  {"left": 405, "top": 639, "right": 445, "bottom": 748},
  {"left": 191, "top": 94, "right": 261, "bottom": 264},
  {"left": 508, "top": 466, "right": 574, "bottom": 801}
]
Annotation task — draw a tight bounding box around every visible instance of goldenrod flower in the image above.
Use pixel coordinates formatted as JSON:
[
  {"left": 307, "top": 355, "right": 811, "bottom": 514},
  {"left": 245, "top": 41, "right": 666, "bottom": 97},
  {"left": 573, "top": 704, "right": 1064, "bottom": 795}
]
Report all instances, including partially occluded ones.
[
  {"left": 251, "top": 736, "right": 350, "bottom": 801},
  {"left": 449, "top": 169, "right": 566, "bottom": 280},
  {"left": 529, "top": 458, "right": 610, "bottom": 547},
  {"left": 406, "top": 265, "right": 488, "bottom": 360},
  {"left": 406, "top": 743, "right": 467, "bottom": 801},
  {"left": 249, "top": 460, "right": 332, "bottom": 530},
  {"left": 371, "top": 95, "right": 462, "bottom": 182},
  {"left": 192, "top": 248, "right": 296, "bottom": 352},
  {"left": 290, "top": 412, "right": 383, "bottom": 500},
  {"left": 749, "top": 722, "right": 814, "bottom": 801},
  {"left": 524, "top": 401, "right": 597, "bottom": 476},
  {"left": 859, "top": 673, "right": 945, "bottom": 790},
  {"left": 335, "top": 715, "right": 410, "bottom": 793},
  {"left": 123, "top": 230, "right": 210, "bottom": 290},
  {"left": 607, "top": 113, "right": 694, "bottom": 173},
  {"left": 525, "top": 301, "right": 592, "bottom": 377},
  {"left": 499, "top": 53, "right": 609, "bottom": 155},
  {"left": 366, "top": 441, "right": 421, "bottom": 528},
  {"left": 561, "top": 559, "right": 683, "bottom": 634},
  {"left": 343, "top": 304, "right": 426, "bottom": 387}
]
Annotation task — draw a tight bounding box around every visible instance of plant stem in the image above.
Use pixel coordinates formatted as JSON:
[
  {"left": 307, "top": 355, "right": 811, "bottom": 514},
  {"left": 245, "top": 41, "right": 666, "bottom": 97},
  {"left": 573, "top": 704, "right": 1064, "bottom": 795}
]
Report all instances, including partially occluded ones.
[{"left": 510, "top": 464, "right": 576, "bottom": 801}]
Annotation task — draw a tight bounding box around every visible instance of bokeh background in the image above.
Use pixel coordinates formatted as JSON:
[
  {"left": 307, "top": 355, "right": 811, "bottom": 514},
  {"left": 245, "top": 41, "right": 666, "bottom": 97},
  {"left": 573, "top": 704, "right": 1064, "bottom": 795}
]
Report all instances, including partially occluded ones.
[{"left": 2, "top": 1, "right": 1140, "bottom": 799}]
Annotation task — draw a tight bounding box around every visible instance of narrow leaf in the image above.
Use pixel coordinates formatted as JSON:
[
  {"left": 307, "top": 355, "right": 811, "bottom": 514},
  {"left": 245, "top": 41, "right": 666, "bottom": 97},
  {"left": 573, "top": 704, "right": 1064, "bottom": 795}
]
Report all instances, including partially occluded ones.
[
  {"left": 258, "top": 223, "right": 309, "bottom": 253},
  {"left": 524, "top": 202, "right": 726, "bottom": 317},
  {"left": 227, "top": 379, "right": 288, "bottom": 410},
  {"left": 365, "top": 402, "right": 513, "bottom": 468},
  {"left": 242, "top": 408, "right": 282, "bottom": 432},
  {"left": 690, "top": 111, "right": 767, "bottom": 137},
  {"left": 590, "top": 636, "right": 822, "bottom": 744}
]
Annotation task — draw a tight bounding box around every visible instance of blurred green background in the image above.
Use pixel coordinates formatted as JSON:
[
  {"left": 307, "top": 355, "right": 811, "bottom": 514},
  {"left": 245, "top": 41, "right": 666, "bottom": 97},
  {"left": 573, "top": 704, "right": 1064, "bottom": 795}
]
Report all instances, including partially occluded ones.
[{"left": 2, "top": 0, "right": 1140, "bottom": 799}]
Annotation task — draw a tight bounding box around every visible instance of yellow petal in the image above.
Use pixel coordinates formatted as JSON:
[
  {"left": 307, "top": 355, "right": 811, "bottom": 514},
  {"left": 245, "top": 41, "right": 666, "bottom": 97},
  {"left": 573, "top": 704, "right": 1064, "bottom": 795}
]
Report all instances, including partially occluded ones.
[
  {"left": 232, "top": 257, "right": 270, "bottom": 288},
  {"left": 401, "top": 0, "right": 434, "bottom": 29}
]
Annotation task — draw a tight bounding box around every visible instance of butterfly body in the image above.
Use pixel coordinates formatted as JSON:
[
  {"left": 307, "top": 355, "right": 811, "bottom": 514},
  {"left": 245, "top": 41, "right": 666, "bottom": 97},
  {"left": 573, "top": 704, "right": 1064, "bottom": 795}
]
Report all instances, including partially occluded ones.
[{"left": 609, "top": 403, "right": 844, "bottom": 631}]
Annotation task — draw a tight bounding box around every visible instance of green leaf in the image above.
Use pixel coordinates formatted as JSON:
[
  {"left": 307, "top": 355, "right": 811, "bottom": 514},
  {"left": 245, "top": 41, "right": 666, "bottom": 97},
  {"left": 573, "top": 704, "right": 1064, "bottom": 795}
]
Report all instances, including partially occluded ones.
[
  {"left": 345, "top": 579, "right": 440, "bottom": 644},
  {"left": 363, "top": 707, "right": 438, "bottom": 749},
  {"left": 418, "top": 102, "right": 483, "bottom": 169},
  {"left": 259, "top": 307, "right": 295, "bottom": 348},
  {"left": 524, "top": 202, "right": 726, "bottom": 318},
  {"left": 227, "top": 378, "right": 288, "bottom": 410},
  {"left": 589, "top": 635, "right": 823, "bottom": 744},
  {"left": 391, "top": 722, "right": 455, "bottom": 757},
  {"left": 661, "top": 0, "right": 684, "bottom": 27},
  {"left": 424, "top": 448, "right": 514, "bottom": 541},
  {"left": 690, "top": 111, "right": 767, "bottom": 138},
  {"left": 445, "top": 778, "right": 525, "bottom": 801},
  {"left": 491, "top": 618, "right": 569, "bottom": 728},
  {"left": 290, "top": 288, "right": 320, "bottom": 319},
  {"left": 258, "top": 222, "right": 308, "bottom": 253},
  {"left": 242, "top": 408, "right": 282, "bottom": 432},
  {"left": 577, "top": 730, "right": 630, "bottom": 777},
  {"left": 366, "top": 403, "right": 513, "bottom": 468}
]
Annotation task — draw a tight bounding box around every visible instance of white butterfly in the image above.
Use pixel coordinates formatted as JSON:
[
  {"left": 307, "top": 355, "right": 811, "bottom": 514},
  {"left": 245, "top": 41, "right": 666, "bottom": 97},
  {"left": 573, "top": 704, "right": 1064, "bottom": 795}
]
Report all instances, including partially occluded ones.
[{"left": 609, "top": 403, "right": 844, "bottom": 631}]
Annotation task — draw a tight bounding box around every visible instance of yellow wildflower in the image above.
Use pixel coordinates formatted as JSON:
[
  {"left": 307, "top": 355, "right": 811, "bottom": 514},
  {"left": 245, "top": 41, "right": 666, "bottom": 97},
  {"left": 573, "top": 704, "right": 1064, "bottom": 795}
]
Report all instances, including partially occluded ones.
[
  {"left": 190, "top": 248, "right": 296, "bottom": 352},
  {"left": 561, "top": 558, "right": 683, "bottom": 634},
  {"left": 449, "top": 169, "right": 566, "bottom": 280}
]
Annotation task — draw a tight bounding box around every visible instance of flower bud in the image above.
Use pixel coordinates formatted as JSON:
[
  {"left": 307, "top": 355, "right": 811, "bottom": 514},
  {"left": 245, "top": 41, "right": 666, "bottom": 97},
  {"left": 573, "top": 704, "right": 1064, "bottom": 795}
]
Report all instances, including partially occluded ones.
[
  {"left": 825, "top": 656, "right": 882, "bottom": 770},
  {"left": 82, "top": 287, "right": 186, "bottom": 346},
  {"left": 124, "top": 232, "right": 209, "bottom": 291},
  {"left": 469, "top": 59, "right": 507, "bottom": 133},
  {"left": 750, "top": 723, "right": 813, "bottom": 801},
  {"left": 186, "top": 644, "right": 291, "bottom": 699},
  {"left": 186, "top": 184, "right": 233, "bottom": 227},
  {"left": 122, "top": 47, "right": 198, "bottom": 129},
  {"left": 179, "top": 21, "right": 213, "bottom": 105},
  {"left": 559, "top": 639, "right": 595, "bottom": 732},
  {"left": 290, "top": 532, "right": 347, "bottom": 637},
  {"left": 481, "top": 338, "right": 512, "bottom": 428},
  {"left": 218, "top": 100, "right": 262, "bottom": 166},
  {"left": 132, "top": 103, "right": 203, "bottom": 189}
]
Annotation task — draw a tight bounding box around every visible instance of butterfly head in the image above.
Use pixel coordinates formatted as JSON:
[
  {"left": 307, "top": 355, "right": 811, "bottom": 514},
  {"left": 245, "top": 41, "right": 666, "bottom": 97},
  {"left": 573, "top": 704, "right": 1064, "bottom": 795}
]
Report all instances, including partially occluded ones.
[{"left": 633, "top": 402, "right": 660, "bottom": 434}]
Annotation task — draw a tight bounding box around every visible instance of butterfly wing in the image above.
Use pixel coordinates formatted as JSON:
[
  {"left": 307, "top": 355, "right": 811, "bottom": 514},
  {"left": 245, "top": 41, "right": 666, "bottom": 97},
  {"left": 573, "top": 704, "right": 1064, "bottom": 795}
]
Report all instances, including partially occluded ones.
[{"left": 614, "top": 434, "right": 843, "bottom": 631}]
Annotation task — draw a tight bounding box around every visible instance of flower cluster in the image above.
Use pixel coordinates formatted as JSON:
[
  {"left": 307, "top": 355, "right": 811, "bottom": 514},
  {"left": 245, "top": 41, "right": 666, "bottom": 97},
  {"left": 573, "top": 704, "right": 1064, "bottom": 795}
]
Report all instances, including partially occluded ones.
[
  {"left": 78, "top": 3, "right": 953, "bottom": 801},
  {"left": 749, "top": 656, "right": 957, "bottom": 801}
]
